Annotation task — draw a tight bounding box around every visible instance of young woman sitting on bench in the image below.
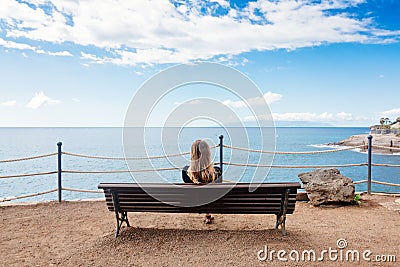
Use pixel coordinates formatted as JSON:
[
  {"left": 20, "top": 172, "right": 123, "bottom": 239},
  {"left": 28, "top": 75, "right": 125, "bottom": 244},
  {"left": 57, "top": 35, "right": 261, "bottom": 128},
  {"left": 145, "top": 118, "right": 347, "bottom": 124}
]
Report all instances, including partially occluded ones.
[{"left": 181, "top": 139, "right": 222, "bottom": 224}]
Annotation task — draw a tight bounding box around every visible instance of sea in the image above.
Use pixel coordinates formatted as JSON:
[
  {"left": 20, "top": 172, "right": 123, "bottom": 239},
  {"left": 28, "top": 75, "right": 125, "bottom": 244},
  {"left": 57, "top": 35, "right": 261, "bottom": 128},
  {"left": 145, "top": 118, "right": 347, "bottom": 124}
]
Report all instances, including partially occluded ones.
[{"left": 0, "top": 127, "right": 399, "bottom": 203}]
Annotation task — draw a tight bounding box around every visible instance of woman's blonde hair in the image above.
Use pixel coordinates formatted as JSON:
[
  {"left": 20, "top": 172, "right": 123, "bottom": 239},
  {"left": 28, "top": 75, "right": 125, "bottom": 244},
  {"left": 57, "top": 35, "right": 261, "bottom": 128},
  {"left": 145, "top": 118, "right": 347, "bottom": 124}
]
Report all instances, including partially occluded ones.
[{"left": 187, "top": 139, "right": 216, "bottom": 184}]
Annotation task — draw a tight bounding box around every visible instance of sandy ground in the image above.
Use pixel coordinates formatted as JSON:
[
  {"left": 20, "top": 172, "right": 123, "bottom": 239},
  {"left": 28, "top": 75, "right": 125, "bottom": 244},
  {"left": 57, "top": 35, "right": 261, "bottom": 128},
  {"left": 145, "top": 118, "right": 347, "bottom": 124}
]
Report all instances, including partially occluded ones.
[{"left": 1, "top": 194, "right": 399, "bottom": 267}]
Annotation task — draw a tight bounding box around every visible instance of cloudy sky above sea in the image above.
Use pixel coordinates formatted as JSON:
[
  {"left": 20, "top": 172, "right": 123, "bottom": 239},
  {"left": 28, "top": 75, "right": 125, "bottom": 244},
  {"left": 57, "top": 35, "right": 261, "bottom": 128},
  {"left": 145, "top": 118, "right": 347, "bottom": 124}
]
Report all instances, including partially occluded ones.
[{"left": 0, "top": 0, "right": 399, "bottom": 127}]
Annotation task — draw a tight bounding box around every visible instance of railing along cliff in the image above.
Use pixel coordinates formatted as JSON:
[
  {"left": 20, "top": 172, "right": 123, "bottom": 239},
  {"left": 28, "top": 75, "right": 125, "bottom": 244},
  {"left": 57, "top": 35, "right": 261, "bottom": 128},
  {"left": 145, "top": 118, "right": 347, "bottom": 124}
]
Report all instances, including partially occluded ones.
[{"left": 1, "top": 135, "right": 400, "bottom": 203}]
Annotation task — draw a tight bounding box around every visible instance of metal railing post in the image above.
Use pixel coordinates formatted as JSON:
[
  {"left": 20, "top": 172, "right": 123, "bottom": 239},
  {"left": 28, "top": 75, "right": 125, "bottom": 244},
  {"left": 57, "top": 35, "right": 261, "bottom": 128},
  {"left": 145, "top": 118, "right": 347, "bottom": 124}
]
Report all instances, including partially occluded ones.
[
  {"left": 367, "top": 135, "right": 372, "bottom": 195},
  {"left": 57, "top": 142, "right": 62, "bottom": 202},
  {"left": 219, "top": 135, "right": 223, "bottom": 177}
]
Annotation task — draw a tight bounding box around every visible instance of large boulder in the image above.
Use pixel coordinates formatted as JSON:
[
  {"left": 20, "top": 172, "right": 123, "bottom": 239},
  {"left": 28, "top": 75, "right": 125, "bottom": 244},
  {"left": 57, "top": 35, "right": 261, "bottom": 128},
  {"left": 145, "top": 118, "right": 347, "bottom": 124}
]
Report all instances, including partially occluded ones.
[{"left": 298, "top": 168, "right": 355, "bottom": 206}]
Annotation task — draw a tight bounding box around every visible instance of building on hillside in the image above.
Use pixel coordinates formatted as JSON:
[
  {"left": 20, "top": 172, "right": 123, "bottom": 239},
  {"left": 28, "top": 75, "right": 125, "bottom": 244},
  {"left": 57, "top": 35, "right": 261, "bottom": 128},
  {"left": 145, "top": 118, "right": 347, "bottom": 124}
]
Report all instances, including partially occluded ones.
[{"left": 370, "top": 117, "right": 400, "bottom": 135}]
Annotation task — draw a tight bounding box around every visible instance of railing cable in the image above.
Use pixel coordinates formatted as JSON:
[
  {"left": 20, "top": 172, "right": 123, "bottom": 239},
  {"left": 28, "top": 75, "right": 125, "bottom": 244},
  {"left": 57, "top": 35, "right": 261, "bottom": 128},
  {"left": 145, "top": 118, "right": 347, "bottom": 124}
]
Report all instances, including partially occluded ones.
[
  {"left": 372, "top": 163, "right": 400, "bottom": 168},
  {"left": 62, "top": 187, "right": 103, "bottom": 193},
  {"left": 0, "top": 171, "right": 58, "bottom": 179},
  {"left": 222, "top": 144, "right": 367, "bottom": 154},
  {"left": 0, "top": 152, "right": 57, "bottom": 163},
  {"left": 353, "top": 179, "right": 368, "bottom": 185},
  {"left": 222, "top": 162, "right": 367, "bottom": 168},
  {"left": 370, "top": 180, "right": 400, "bottom": 187},
  {"left": 0, "top": 188, "right": 57, "bottom": 203}
]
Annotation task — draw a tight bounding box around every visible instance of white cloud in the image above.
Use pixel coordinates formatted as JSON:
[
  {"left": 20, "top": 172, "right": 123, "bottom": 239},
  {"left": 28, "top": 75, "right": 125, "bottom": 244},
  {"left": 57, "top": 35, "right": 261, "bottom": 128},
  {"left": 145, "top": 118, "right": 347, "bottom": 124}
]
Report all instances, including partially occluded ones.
[
  {"left": 0, "top": 37, "right": 72, "bottom": 57},
  {"left": 244, "top": 111, "right": 354, "bottom": 123},
  {"left": 273, "top": 112, "right": 326, "bottom": 121},
  {"left": 223, "top": 91, "right": 282, "bottom": 108},
  {"left": 1, "top": 100, "right": 17, "bottom": 107},
  {"left": 272, "top": 112, "right": 353, "bottom": 122},
  {"left": 213, "top": 0, "right": 230, "bottom": 8},
  {"left": 335, "top": 112, "right": 353, "bottom": 121},
  {"left": 26, "top": 91, "right": 61, "bottom": 109},
  {"left": 134, "top": 71, "right": 144, "bottom": 76},
  {"left": 0, "top": 37, "right": 37, "bottom": 51},
  {"left": 381, "top": 108, "right": 400, "bottom": 117},
  {"left": 0, "top": 0, "right": 399, "bottom": 66},
  {"left": 47, "top": 51, "right": 73, "bottom": 57}
]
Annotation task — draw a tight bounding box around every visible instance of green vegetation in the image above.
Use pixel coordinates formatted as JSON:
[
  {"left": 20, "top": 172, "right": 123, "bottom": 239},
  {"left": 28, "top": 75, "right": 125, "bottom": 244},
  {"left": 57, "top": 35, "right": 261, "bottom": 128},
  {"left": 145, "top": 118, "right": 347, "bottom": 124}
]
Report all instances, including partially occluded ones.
[{"left": 354, "top": 194, "right": 362, "bottom": 206}]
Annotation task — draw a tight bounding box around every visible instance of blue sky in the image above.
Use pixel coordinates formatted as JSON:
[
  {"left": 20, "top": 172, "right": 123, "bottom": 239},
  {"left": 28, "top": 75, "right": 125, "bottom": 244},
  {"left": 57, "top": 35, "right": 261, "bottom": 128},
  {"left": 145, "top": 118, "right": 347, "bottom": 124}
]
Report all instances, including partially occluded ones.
[{"left": 0, "top": 0, "right": 399, "bottom": 127}]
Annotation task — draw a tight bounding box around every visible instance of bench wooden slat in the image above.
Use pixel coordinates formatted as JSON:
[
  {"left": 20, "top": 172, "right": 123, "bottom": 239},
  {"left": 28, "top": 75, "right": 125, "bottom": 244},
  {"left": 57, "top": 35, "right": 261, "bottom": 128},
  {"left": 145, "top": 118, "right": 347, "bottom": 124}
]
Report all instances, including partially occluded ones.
[
  {"left": 105, "top": 194, "right": 297, "bottom": 200},
  {"left": 105, "top": 205, "right": 293, "bottom": 209},
  {"left": 104, "top": 196, "right": 297, "bottom": 208},
  {"left": 99, "top": 182, "right": 299, "bottom": 188},
  {"left": 105, "top": 194, "right": 296, "bottom": 199}
]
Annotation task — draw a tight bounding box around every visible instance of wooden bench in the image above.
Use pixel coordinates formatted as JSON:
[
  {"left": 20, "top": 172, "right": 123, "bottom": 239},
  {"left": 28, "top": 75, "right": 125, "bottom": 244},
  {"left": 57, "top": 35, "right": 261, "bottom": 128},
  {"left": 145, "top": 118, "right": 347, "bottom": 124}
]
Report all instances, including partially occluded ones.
[{"left": 98, "top": 182, "right": 301, "bottom": 237}]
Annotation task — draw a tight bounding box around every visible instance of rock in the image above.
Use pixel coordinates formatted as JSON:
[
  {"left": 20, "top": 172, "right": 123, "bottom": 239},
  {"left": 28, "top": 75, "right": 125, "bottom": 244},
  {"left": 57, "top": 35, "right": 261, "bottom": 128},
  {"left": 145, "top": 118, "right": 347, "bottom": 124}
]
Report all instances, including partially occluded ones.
[
  {"left": 330, "top": 134, "right": 368, "bottom": 147},
  {"left": 328, "top": 134, "right": 400, "bottom": 154},
  {"left": 298, "top": 168, "right": 355, "bottom": 206}
]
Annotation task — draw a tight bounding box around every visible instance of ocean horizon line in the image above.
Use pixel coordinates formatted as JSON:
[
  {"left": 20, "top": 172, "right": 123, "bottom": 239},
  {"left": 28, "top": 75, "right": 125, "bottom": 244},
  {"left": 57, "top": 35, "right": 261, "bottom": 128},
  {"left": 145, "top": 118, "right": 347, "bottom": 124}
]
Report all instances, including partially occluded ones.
[{"left": 0, "top": 126, "right": 370, "bottom": 129}]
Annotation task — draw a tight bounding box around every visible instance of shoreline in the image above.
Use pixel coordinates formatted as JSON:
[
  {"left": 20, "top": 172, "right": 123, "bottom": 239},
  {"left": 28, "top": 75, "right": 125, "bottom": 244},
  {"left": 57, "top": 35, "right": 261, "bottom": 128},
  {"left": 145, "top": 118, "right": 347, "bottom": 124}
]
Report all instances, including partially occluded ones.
[
  {"left": 314, "top": 143, "right": 400, "bottom": 156},
  {"left": 328, "top": 133, "right": 400, "bottom": 155}
]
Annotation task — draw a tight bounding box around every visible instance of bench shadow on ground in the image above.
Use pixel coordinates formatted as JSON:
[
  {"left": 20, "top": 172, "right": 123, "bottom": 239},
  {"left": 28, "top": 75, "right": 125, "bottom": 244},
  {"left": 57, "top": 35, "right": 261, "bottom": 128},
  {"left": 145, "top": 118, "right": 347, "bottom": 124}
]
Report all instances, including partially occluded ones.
[
  {"left": 81, "top": 227, "right": 319, "bottom": 265},
  {"left": 99, "top": 226, "right": 311, "bottom": 253},
  {"left": 114, "top": 226, "right": 303, "bottom": 241},
  {"left": 59, "top": 227, "right": 316, "bottom": 266}
]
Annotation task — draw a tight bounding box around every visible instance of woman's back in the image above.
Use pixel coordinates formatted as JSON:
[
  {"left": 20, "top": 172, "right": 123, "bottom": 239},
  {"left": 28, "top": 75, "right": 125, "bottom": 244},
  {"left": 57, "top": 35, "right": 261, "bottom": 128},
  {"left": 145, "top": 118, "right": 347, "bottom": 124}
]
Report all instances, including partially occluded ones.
[
  {"left": 182, "top": 139, "right": 222, "bottom": 184},
  {"left": 182, "top": 166, "right": 222, "bottom": 183}
]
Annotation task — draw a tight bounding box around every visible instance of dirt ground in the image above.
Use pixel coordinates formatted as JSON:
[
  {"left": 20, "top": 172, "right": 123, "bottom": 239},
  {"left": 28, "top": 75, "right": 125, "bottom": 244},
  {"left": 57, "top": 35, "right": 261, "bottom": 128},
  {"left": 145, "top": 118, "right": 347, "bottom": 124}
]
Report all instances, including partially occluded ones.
[{"left": 0, "top": 194, "right": 399, "bottom": 267}]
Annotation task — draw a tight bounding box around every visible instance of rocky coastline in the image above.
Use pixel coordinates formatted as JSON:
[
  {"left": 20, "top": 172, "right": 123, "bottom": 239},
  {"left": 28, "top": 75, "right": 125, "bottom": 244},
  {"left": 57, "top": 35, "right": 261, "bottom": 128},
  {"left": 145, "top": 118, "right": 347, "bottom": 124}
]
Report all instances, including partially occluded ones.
[{"left": 328, "top": 134, "right": 400, "bottom": 154}]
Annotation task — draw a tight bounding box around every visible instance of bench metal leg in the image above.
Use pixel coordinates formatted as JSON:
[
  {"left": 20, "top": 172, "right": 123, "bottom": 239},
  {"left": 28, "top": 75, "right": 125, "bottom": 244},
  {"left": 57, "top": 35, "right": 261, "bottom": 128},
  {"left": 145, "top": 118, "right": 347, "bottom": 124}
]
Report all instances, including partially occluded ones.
[
  {"left": 275, "top": 189, "right": 289, "bottom": 236},
  {"left": 115, "top": 210, "right": 130, "bottom": 238},
  {"left": 110, "top": 190, "right": 130, "bottom": 237}
]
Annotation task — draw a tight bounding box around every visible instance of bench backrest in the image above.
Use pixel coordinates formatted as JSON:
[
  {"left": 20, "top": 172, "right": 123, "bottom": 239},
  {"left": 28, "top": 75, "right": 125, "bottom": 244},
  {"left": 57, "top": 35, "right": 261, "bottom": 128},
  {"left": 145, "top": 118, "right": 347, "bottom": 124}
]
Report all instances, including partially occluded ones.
[{"left": 98, "top": 182, "right": 301, "bottom": 214}]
